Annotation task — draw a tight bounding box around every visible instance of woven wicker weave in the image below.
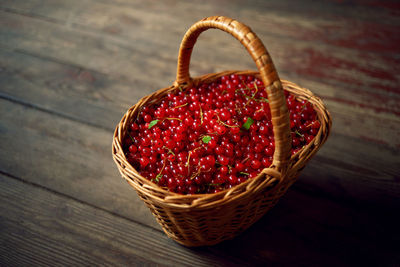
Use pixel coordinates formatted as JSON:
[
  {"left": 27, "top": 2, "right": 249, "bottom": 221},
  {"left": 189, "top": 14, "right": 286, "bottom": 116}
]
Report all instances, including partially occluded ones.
[{"left": 112, "top": 16, "right": 331, "bottom": 247}]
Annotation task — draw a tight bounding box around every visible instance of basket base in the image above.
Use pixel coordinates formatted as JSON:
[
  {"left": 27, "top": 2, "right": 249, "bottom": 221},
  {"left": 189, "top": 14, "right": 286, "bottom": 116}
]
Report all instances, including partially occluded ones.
[{"left": 138, "top": 177, "right": 297, "bottom": 247}]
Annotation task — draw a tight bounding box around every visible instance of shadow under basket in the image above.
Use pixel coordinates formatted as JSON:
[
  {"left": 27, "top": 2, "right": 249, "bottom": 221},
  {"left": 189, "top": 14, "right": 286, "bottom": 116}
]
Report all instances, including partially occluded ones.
[{"left": 112, "top": 16, "right": 331, "bottom": 247}]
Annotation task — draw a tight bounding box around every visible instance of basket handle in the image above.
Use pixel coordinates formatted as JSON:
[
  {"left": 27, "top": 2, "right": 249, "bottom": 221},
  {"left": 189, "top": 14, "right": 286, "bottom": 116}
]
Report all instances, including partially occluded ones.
[{"left": 175, "top": 16, "right": 291, "bottom": 171}]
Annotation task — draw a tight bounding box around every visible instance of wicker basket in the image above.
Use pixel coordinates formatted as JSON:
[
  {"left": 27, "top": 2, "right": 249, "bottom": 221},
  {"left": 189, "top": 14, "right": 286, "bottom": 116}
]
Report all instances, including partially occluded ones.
[{"left": 112, "top": 16, "right": 331, "bottom": 247}]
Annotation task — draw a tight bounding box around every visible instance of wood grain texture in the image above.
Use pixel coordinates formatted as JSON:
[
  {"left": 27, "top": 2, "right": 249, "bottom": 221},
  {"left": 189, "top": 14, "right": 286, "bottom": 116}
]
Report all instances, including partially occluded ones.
[
  {"left": 298, "top": 133, "right": 400, "bottom": 206},
  {"left": 1, "top": 172, "right": 398, "bottom": 266},
  {"left": 0, "top": 174, "right": 248, "bottom": 267},
  {"left": 0, "top": 47, "right": 134, "bottom": 131},
  {"left": 3, "top": 0, "right": 399, "bottom": 53},
  {"left": 0, "top": 98, "right": 159, "bottom": 229}
]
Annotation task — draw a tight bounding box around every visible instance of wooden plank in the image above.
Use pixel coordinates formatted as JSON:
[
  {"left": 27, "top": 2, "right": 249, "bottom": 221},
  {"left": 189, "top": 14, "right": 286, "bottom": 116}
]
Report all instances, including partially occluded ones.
[
  {"left": 0, "top": 8, "right": 177, "bottom": 89},
  {"left": 91, "top": 0, "right": 400, "bottom": 27},
  {"left": 0, "top": 98, "right": 159, "bottom": 230},
  {"left": 241, "top": 8, "right": 400, "bottom": 53},
  {"left": 2, "top": 0, "right": 398, "bottom": 73},
  {"left": 2, "top": 0, "right": 399, "bottom": 53},
  {"left": 0, "top": 47, "right": 137, "bottom": 131},
  {"left": 1, "top": 173, "right": 398, "bottom": 266},
  {"left": 297, "top": 133, "right": 400, "bottom": 206},
  {"left": 0, "top": 174, "right": 247, "bottom": 266},
  {"left": 0, "top": 6, "right": 399, "bottom": 116},
  {"left": 230, "top": 187, "right": 400, "bottom": 267}
]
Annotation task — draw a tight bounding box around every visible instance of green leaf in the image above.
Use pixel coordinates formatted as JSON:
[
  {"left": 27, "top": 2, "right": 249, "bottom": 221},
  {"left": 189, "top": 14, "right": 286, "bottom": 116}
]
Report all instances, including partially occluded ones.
[
  {"left": 260, "top": 97, "right": 269, "bottom": 103},
  {"left": 242, "top": 117, "right": 254, "bottom": 130},
  {"left": 154, "top": 174, "right": 162, "bottom": 183},
  {"left": 202, "top": 135, "right": 212, "bottom": 144},
  {"left": 148, "top": 119, "right": 159, "bottom": 129}
]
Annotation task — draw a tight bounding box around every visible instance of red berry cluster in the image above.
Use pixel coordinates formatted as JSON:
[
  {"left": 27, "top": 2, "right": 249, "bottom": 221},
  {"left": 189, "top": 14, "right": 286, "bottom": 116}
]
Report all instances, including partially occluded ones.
[{"left": 123, "top": 75, "right": 320, "bottom": 194}]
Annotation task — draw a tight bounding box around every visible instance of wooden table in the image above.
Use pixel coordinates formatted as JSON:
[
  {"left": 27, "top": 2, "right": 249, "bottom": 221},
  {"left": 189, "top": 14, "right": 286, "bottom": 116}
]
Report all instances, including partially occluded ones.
[{"left": 1, "top": 0, "right": 399, "bottom": 266}]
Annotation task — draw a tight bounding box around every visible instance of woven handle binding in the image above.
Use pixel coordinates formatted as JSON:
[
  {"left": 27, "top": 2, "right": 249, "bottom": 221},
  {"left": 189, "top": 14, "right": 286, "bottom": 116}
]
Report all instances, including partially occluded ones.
[{"left": 175, "top": 16, "right": 291, "bottom": 171}]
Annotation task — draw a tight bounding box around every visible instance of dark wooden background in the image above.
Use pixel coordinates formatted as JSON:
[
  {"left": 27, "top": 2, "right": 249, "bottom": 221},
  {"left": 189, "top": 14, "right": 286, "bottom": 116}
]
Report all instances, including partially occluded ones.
[{"left": 1, "top": 0, "right": 399, "bottom": 266}]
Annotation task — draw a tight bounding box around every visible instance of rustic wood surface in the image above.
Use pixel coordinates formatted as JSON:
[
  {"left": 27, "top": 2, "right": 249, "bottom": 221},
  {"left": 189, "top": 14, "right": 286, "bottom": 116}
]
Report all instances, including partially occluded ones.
[{"left": 0, "top": 0, "right": 399, "bottom": 266}]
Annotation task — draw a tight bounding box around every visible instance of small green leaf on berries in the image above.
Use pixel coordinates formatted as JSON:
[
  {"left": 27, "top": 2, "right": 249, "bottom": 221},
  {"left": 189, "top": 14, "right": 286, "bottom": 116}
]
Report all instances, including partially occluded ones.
[
  {"left": 239, "top": 172, "right": 250, "bottom": 176},
  {"left": 148, "top": 119, "right": 159, "bottom": 129},
  {"left": 202, "top": 135, "right": 212, "bottom": 144},
  {"left": 242, "top": 117, "right": 254, "bottom": 130},
  {"left": 260, "top": 97, "right": 269, "bottom": 103},
  {"left": 155, "top": 174, "right": 162, "bottom": 183}
]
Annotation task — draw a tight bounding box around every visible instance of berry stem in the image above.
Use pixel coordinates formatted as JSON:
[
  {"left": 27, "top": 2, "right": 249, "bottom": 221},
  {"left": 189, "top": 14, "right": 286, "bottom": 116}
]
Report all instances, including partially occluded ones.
[
  {"left": 301, "top": 96, "right": 312, "bottom": 111},
  {"left": 243, "top": 83, "right": 258, "bottom": 108},
  {"left": 172, "top": 103, "right": 188, "bottom": 109},
  {"left": 154, "top": 159, "right": 167, "bottom": 183},
  {"left": 127, "top": 132, "right": 135, "bottom": 143},
  {"left": 200, "top": 106, "right": 203, "bottom": 125},
  {"left": 162, "top": 146, "right": 175, "bottom": 155},
  {"left": 294, "top": 130, "right": 304, "bottom": 137},
  {"left": 185, "top": 147, "right": 201, "bottom": 167},
  {"left": 242, "top": 156, "right": 250, "bottom": 163},
  {"left": 216, "top": 114, "right": 239, "bottom": 128},
  {"left": 190, "top": 167, "right": 202, "bottom": 180},
  {"left": 164, "top": 117, "right": 182, "bottom": 122},
  {"left": 207, "top": 183, "right": 222, "bottom": 186}
]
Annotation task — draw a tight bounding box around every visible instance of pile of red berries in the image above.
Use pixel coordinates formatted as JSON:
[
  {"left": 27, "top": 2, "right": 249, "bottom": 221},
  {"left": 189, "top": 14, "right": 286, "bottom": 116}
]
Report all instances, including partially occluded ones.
[{"left": 123, "top": 75, "right": 320, "bottom": 194}]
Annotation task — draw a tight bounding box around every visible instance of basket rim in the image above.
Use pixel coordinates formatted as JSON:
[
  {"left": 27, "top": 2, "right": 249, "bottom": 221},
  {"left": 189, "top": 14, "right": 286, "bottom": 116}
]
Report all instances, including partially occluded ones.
[{"left": 111, "top": 70, "right": 331, "bottom": 207}]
